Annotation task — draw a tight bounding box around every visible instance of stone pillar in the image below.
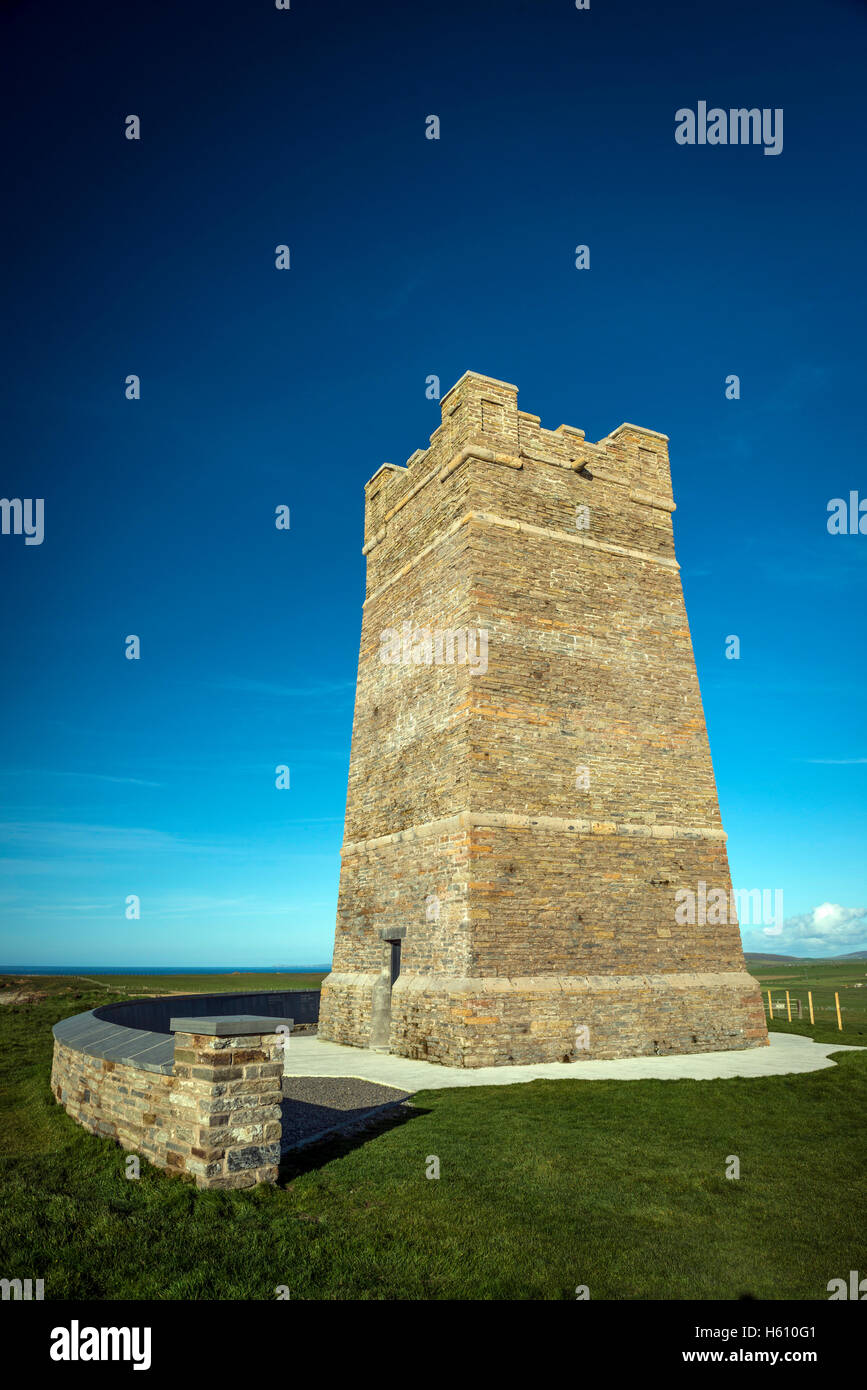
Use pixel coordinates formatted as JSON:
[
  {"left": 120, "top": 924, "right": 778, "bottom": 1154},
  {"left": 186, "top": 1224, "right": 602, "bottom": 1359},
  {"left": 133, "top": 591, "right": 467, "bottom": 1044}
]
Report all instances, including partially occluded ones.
[{"left": 169, "top": 1014, "right": 290, "bottom": 1189}]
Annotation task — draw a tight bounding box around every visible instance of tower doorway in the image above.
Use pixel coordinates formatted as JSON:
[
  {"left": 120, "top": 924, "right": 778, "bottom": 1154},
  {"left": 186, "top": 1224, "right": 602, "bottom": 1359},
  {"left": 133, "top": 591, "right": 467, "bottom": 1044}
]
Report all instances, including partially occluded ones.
[{"left": 369, "top": 930, "right": 405, "bottom": 1050}]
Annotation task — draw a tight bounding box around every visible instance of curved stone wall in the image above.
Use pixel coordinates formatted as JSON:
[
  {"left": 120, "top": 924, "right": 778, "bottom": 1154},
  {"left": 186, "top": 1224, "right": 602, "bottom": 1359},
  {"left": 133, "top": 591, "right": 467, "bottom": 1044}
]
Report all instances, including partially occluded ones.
[
  {"left": 50, "top": 991, "right": 318, "bottom": 1188},
  {"left": 92, "top": 988, "right": 319, "bottom": 1034}
]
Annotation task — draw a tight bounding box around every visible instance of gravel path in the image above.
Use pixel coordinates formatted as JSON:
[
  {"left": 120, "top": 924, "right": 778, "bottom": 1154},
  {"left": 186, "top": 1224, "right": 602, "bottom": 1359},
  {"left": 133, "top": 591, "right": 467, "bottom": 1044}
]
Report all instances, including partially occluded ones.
[{"left": 280, "top": 1075, "right": 412, "bottom": 1152}]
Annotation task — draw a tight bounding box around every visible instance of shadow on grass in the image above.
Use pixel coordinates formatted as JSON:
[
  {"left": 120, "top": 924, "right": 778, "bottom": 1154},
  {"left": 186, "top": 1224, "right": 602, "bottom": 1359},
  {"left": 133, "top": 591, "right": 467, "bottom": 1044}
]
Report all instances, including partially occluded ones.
[{"left": 278, "top": 1100, "right": 430, "bottom": 1181}]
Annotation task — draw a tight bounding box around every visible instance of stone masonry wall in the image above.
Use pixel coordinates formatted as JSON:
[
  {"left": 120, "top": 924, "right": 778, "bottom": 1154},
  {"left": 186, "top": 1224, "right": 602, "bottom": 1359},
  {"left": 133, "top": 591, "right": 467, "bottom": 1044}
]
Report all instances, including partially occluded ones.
[
  {"left": 390, "top": 972, "right": 768, "bottom": 1067},
  {"left": 51, "top": 1023, "right": 285, "bottom": 1188},
  {"left": 52, "top": 1040, "right": 176, "bottom": 1165}
]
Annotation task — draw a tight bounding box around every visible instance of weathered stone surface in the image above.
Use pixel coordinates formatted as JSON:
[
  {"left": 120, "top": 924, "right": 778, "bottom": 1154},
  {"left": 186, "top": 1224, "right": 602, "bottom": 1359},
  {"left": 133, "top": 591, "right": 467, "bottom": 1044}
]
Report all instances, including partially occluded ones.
[
  {"left": 319, "top": 372, "right": 768, "bottom": 1065},
  {"left": 51, "top": 1022, "right": 286, "bottom": 1188},
  {"left": 226, "top": 1143, "right": 281, "bottom": 1173}
]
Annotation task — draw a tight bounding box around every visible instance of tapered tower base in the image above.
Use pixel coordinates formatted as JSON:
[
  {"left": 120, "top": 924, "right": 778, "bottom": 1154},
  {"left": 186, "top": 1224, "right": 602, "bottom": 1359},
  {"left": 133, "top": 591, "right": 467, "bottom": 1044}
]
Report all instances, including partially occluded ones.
[{"left": 321, "top": 970, "right": 766, "bottom": 1068}]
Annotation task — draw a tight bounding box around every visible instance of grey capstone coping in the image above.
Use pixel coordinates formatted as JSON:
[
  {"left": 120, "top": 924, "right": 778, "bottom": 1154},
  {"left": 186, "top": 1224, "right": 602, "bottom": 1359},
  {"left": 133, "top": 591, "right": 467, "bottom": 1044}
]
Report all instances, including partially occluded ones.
[
  {"left": 53, "top": 1008, "right": 295, "bottom": 1076},
  {"left": 170, "top": 1014, "right": 294, "bottom": 1036},
  {"left": 53, "top": 1010, "right": 175, "bottom": 1074}
]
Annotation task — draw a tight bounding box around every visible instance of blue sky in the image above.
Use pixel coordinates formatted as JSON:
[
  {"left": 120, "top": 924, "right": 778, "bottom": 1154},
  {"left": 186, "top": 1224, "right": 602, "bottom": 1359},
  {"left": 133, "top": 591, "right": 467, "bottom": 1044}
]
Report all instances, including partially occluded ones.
[{"left": 1, "top": 0, "right": 865, "bottom": 966}]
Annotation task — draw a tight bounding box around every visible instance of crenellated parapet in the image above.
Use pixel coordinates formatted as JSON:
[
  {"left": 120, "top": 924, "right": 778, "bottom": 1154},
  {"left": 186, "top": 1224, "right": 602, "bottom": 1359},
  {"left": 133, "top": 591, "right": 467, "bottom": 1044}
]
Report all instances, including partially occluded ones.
[{"left": 361, "top": 372, "right": 676, "bottom": 600}]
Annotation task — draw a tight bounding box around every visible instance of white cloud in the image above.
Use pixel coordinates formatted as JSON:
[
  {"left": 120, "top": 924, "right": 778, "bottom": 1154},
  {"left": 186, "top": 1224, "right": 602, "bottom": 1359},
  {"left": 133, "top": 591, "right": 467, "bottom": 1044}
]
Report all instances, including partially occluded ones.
[
  {"left": 0, "top": 770, "right": 164, "bottom": 786},
  {"left": 0, "top": 822, "right": 190, "bottom": 854},
  {"left": 744, "top": 902, "right": 867, "bottom": 956},
  {"left": 804, "top": 758, "right": 867, "bottom": 765}
]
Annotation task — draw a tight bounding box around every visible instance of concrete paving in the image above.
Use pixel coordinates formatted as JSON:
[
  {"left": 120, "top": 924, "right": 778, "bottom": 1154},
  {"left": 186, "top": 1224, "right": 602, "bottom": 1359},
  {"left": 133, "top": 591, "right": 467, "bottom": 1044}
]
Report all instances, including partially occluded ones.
[{"left": 283, "top": 1031, "right": 864, "bottom": 1090}]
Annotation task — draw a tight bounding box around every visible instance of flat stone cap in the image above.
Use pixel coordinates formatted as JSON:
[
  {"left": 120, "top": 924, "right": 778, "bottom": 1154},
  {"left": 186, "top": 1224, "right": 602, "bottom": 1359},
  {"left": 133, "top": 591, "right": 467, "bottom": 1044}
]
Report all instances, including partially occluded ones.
[{"left": 170, "top": 1014, "right": 294, "bottom": 1036}]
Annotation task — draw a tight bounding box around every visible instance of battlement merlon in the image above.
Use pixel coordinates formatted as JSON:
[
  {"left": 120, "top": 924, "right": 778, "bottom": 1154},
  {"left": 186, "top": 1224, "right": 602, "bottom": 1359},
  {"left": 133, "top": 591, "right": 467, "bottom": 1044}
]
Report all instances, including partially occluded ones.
[{"left": 362, "top": 372, "right": 674, "bottom": 547}]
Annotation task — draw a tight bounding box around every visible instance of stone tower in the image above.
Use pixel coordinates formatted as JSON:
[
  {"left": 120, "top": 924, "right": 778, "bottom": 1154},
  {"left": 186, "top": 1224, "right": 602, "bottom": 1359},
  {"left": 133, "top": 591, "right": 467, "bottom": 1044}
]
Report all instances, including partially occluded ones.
[{"left": 318, "top": 372, "right": 768, "bottom": 1066}]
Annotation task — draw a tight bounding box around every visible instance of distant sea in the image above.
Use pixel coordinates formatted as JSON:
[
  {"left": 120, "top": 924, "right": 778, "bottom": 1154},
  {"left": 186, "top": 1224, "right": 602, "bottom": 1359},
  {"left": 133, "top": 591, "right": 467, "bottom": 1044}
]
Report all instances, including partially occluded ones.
[{"left": 0, "top": 965, "right": 332, "bottom": 975}]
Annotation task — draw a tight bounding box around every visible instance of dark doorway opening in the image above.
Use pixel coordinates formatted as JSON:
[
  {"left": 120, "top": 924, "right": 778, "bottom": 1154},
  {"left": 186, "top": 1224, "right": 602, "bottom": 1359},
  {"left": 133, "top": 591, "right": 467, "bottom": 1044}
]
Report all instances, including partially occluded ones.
[{"left": 389, "top": 939, "right": 402, "bottom": 985}]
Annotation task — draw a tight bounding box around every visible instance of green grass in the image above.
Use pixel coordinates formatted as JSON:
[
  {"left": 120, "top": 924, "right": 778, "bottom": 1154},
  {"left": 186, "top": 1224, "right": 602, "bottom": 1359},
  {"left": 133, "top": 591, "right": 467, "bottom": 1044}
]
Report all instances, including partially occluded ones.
[
  {"left": 0, "top": 970, "right": 327, "bottom": 999},
  {"left": 0, "top": 976, "right": 865, "bottom": 1299},
  {"left": 747, "top": 959, "right": 867, "bottom": 1045}
]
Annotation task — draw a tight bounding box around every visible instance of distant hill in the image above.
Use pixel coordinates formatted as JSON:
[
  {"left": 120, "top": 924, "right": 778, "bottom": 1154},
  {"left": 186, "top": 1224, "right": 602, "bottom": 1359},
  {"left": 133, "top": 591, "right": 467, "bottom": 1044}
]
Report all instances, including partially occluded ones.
[
  {"left": 744, "top": 953, "right": 800, "bottom": 962},
  {"left": 745, "top": 951, "right": 867, "bottom": 963}
]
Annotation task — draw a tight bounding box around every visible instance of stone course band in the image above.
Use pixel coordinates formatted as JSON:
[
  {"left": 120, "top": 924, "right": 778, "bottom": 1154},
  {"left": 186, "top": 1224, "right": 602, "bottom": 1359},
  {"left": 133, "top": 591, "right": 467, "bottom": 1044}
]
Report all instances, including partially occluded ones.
[
  {"left": 341, "top": 809, "right": 727, "bottom": 856},
  {"left": 363, "top": 507, "right": 679, "bottom": 608}
]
